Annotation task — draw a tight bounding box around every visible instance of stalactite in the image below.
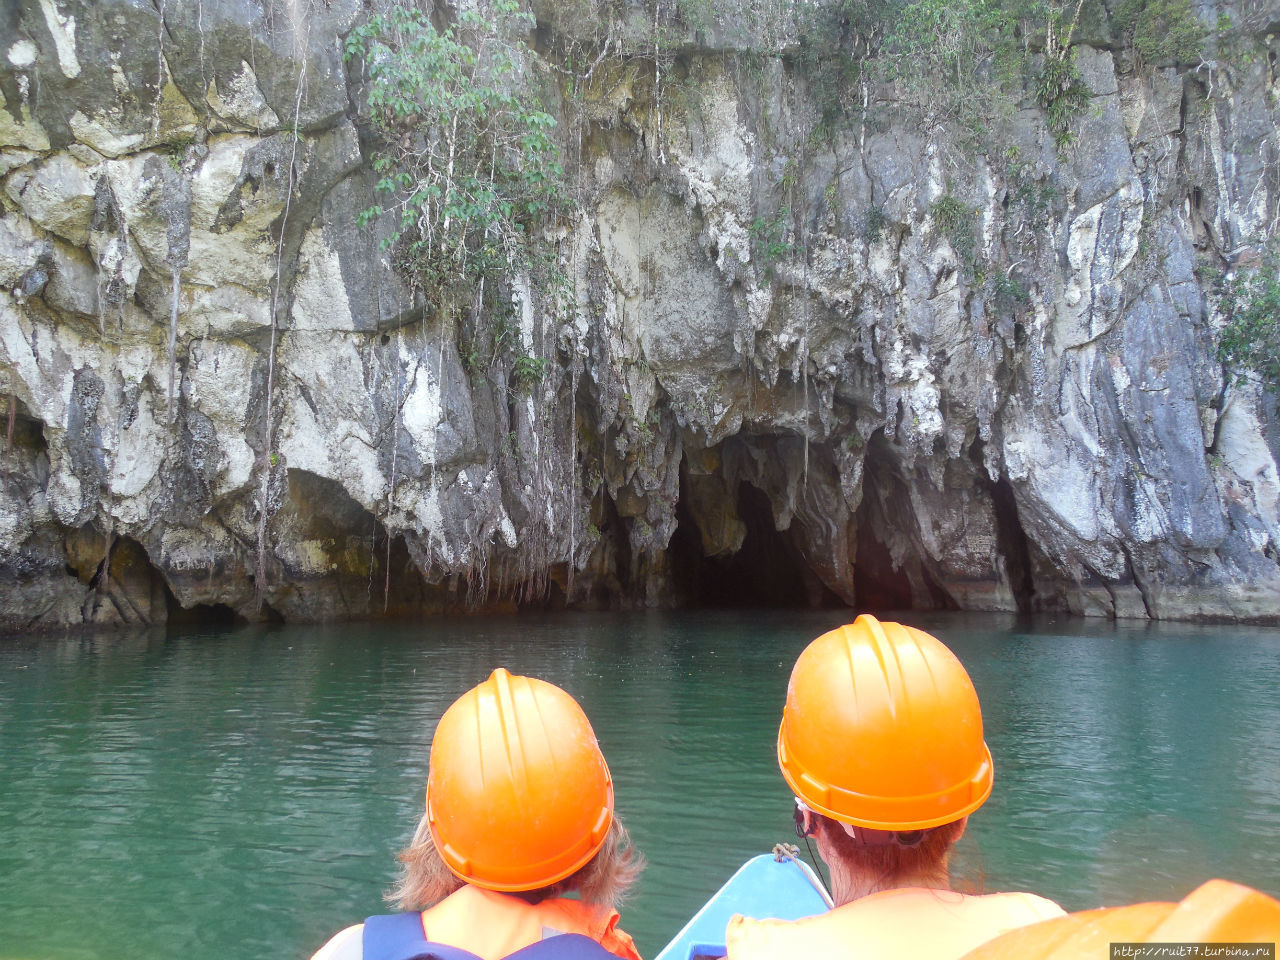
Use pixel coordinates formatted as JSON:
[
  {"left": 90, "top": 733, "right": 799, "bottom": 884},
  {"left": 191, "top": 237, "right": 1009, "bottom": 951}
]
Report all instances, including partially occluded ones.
[
  {"left": 384, "top": 330, "right": 402, "bottom": 614},
  {"left": 167, "top": 264, "right": 181, "bottom": 426}
]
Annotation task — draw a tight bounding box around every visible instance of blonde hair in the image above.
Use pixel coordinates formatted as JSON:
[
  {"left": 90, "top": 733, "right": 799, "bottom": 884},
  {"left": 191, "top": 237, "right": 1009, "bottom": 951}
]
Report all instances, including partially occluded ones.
[{"left": 390, "top": 813, "right": 644, "bottom": 912}]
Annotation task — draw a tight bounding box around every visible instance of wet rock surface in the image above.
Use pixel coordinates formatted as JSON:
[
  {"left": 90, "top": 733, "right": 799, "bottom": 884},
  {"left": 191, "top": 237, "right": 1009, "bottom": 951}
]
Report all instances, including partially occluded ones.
[{"left": 2, "top": 0, "right": 1279, "bottom": 631}]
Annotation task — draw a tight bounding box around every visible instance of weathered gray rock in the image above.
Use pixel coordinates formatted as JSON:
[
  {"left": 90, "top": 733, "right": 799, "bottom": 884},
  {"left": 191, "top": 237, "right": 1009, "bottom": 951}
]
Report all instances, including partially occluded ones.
[{"left": 1, "top": 0, "right": 1278, "bottom": 632}]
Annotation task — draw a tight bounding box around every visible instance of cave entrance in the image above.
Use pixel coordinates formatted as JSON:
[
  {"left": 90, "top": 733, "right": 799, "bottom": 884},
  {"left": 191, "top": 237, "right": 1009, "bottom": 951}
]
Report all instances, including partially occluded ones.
[
  {"left": 2, "top": 395, "right": 49, "bottom": 490},
  {"left": 851, "top": 431, "right": 955, "bottom": 613},
  {"left": 853, "top": 518, "right": 915, "bottom": 611},
  {"left": 976, "top": 442, "right": 1036, "bottom": 615},
  {"left": 669, "top": 456, "right": 842, "bottom": 609},
  {"left": 65, "top": 530, "right": 173, "bottom": 627},
  {"left": 166, "top": 598, "right": 244, "bottom": 630}
]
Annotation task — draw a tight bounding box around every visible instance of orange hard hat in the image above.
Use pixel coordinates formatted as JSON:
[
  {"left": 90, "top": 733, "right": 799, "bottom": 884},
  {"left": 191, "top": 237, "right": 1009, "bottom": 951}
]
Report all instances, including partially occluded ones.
[
  {"left": 960, "top": 878, "right": 1280, "bottom": 958},
  {"left": 426, "top": 668, "right": 614, "bottom": 892},
  {"left": 778, "top": 614, "right": 993, "bottom": 831}
]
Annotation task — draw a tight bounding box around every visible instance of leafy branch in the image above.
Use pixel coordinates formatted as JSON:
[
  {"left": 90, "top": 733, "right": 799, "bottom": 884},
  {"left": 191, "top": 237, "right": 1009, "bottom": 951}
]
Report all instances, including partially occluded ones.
[
  {"left": 1217, "top": 238, "right": 1280, "bottom": 398},
  {"left": 749, "top": 209, "right": 793, "bottom": 283},
  {"left": 344, "top": 1, "right": 567, "bottom": 296}
]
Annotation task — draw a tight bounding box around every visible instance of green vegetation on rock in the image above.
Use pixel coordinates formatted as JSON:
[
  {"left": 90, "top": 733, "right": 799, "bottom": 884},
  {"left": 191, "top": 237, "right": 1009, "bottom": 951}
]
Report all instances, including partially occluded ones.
[
  {"left": 931, "top": 192, "right": 978, "bottom": 268},
  {"left": 1217, "top": 239, "right": 1280, "bottom": 398},
  {"left": 660, "top": 0, "right": 1209, "bottom": 155},
  {"left": 1113, "top": 0, "right": 1207, "bottom": 65},
  {"left": 345, "top": 0, "right": 569, "bottom": 397},
  {"left": 1035, "top": 50, "right": 1090, "bottom": 149},
  {"left": 749, "top": 209, "right": 793, "bottom": 282},
  {"left": 344, "top": 1, "right": 566, "bottom": 296}
]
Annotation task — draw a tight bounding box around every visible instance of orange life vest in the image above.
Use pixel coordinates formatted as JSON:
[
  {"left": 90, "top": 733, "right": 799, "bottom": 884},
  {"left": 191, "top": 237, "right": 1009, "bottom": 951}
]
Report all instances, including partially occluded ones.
[
  {"left": 416, "top": 885, "right": 642, "bottom": 960},
  {"left": 725, "top": 886, "right": 1065, "bottom": 960},
  {"left": 960, "top": 878, "right": 1280, "bottom": 958}
]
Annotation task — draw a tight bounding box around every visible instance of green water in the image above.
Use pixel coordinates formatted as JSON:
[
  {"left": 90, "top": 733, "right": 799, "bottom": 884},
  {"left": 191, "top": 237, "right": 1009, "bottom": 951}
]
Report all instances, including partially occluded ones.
[{"left": 2, "top": 611, "right": 1279, "bottom": 960}]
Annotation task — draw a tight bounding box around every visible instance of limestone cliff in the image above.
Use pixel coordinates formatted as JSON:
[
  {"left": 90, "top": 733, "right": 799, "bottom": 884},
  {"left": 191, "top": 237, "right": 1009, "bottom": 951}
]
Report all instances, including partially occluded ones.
[{"left": 2, "top": 0, "right": 1279, "bottom": 631}]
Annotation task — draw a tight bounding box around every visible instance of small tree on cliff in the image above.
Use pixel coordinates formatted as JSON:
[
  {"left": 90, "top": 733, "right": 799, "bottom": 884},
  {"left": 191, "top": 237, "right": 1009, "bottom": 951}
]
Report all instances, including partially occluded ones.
[
  {"left": 344, "top": 1, "right": 566, "bottom": 313},
  {"left": 1217, "top": 237, "right": 1280, "bottom": 403}
]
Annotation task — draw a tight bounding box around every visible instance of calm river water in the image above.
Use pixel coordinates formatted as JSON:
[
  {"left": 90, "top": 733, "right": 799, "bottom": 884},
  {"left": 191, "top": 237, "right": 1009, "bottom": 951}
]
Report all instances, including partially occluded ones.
[{"left": 2, "top": 610, "right": 1279, "bottom": 960}]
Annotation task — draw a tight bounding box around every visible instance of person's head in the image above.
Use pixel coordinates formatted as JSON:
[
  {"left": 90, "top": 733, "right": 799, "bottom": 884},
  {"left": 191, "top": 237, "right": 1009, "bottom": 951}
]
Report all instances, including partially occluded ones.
[
  {"left": 779, "top": 615, "right": 992, "bottom": 902},
  {"left": 392, "top": 668, "right": 642, "bottom": 911}
]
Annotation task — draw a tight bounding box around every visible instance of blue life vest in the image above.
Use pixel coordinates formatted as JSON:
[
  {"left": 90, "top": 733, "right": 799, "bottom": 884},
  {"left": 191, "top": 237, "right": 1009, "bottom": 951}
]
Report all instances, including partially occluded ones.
[{"left": 362, "top": 913, "right": 623, "bottom": 960}]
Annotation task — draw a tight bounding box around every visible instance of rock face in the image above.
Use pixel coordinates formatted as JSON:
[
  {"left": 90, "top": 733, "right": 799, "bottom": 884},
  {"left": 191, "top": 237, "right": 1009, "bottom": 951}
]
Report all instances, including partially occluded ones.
[{"left": 2, "top": 0, "right": 1279, "bottom": 631}]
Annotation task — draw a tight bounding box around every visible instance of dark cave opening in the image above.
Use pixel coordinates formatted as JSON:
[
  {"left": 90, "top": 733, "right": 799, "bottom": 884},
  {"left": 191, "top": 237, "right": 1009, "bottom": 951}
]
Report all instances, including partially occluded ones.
[
  {"left": 166, "top": 598, "right": 244, "bottom": 629},
  {"left": 852, "top": 431, "right": 954, "bottom": 612},
  {"left": 66, "top": 531, "right": 174, "bottom": 627},
  {"left": 258, "top": 601, "right": 287, "bottom": 625},
  {"left": 853, "top": 518, "right": 916, "bottom": 611},
  {"left": 146, "top": 545, "right": 246, "bottom": 628},
  {"left": 601, "top": 492, "right": 633, "bottom": 596},
  {"left": 2, "top": 395, "right": 50, "bottom": 490},
  {"left": 669, "top": 459, "right": 840, "bottom": 608},
  {"left": 977, "top": 443, "right": 1036, "bottom": 615},
  {"left": 4, "top": 395, "right": 47, "bottom": 453}
]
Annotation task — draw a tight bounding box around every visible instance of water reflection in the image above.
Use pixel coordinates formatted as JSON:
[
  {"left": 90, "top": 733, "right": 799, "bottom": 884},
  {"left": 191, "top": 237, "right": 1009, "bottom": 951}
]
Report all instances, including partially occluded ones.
[{"left": 1, "top": 611, "right": 1278, "bottom": 960}]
